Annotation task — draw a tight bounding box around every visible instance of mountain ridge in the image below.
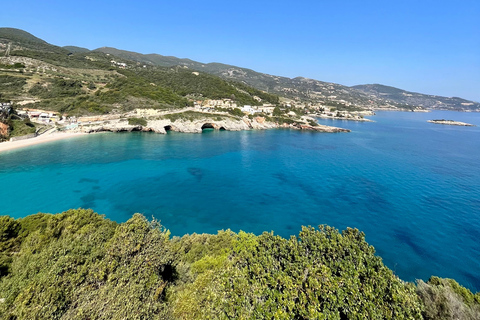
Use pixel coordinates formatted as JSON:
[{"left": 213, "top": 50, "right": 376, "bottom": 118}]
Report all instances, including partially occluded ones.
[
  {"left": 352, "top": 84, "right": 479, "bottom": 110},
  {"left": 93, "top": 46, "right": 381, "bottom": 109},
  {"left": 92, "top": 46, "right": 480, "bottom": 111},
  {"left": 1, "top": 27, "right": 479, "bottom": 111}
]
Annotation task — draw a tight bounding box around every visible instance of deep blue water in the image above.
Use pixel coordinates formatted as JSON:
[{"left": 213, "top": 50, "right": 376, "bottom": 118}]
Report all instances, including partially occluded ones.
[{"left": 1, "top": 110, "right": 479, "bottom": 291}]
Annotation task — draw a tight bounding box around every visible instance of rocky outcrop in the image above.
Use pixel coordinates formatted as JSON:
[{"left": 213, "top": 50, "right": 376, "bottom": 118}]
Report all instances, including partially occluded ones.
[
  {"left": 78, "top": 121, "right": 146, "bottom": 133},
  {"left": 301, "top": 124, "right": 350, "bottom": 132},
  {"left": 146, "top": 116, "right": 277, "bottom": 134},
  {"left": 279, "top": 123, "right": 350, "bottom": 133},
  {"left": 0, "top": 122, "right": 9, "bottom": 139},
  {"left": 427, "top": 120, "right": 475, "bottom": 127}
]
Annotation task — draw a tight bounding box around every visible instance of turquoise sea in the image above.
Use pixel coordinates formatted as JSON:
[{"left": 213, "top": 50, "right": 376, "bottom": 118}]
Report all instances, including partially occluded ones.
[{"left": 1, "top": 110, "right": 479, "bottom": 291}]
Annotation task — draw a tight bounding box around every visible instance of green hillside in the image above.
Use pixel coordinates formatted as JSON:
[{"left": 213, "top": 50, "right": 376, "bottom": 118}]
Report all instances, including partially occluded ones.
[
  {"left": 0, "top": 28, "right": 50, "bottom": 49},
  {"left": 0, "top": 28, "right": 279, "bottom": 116},
  {"left": 94, "top": 45, "right": 480, "bottom": 111},
  {"left": 63, "top": 46, "right": 91, "bottom": 53},
  {"left": 95, "top": 47, "right": 199, "bottom": 68},
  {"left": 0, "top": 28, "right": 99, "bottom": 69},
  {"left": 94, "top": 47, "right": 380, "bottom": 109}
]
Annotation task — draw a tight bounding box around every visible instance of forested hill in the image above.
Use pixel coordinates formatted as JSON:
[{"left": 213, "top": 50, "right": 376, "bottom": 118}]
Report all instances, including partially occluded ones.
[
  {"left": 93, "top": 47, "right": 389, "bottom": 109},
  {"left": 0, "top": 28, "right": 51, "bottom": 50},
  {"left": 93, "top": 47, "right": 480, "bottom": 112},
  {"left": 1, "top": 210, "right": 479, "bottom": 319},
  {"left": 0, "top": 28, "right": 279, "bottom": 116}
]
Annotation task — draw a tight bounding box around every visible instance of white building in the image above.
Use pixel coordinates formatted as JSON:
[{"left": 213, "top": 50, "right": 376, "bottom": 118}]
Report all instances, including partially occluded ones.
[{"left": 241, "top": 105, "right": 256, "bottom": 114}]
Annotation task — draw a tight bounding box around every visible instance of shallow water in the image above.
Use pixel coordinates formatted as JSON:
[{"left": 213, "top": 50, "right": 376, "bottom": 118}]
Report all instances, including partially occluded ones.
[{"left": 1, "top": 110, "right": 479, "bottom": 291}]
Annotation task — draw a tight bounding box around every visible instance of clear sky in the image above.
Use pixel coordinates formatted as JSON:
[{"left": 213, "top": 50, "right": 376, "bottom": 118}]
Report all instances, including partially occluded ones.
[{"left": 2, "top": 0, "right": 479, "bottom": 101}]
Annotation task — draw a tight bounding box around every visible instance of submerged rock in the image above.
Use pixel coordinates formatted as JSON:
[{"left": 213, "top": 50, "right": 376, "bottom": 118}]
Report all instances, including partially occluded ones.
[{"left": 187, "top": 167, "right": 203, "bottom": 181}]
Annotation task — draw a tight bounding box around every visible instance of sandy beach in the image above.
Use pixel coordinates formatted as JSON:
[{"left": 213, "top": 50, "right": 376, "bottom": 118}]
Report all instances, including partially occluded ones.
[{"left": 0, "top": 132, "right": 87, "bottom": 153}]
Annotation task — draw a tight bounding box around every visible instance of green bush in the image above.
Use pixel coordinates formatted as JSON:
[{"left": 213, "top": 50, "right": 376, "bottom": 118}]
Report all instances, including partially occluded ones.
[
  {"left": 0, "top": 216, "right": 21, "bottom": 277},
  {"left": 8, "top": 119, "right": 36, "bottom": 137},
  {"left": 0, "top": 216, "right": 20, "bottom": 243},
  {"left": 222, "top": 227, "right": 423, "bottom": 319},
  {"left": 273, "top": 116, "right": 296, "bottom": 125},
  {"left": 127, "top": 117, "right": 147, "bottom": 126},
  {"left": 0, "top": 63, "right": 25, "bottom": 69},
  {"left": 0, "top": 75, "right": 26, "bottom": 97},
  {"left": 215, "top": 107, "right": 244, "bottom": 117},
  {"left": 227, "top": 107, "right": 245, "bottom": 117}
]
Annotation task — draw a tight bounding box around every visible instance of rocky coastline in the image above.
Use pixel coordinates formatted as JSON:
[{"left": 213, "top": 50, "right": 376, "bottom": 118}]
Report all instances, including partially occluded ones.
[
  {"left": 1, "top": 111, "right": 351, "bottom": 152},
  {"left": 79, "top": 116, "right": 350, "bottom": 134}
]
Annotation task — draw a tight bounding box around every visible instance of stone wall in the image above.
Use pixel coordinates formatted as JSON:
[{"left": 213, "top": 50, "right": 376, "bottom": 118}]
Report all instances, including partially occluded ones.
[{"left": 10, "top": 133, "right": 37, "bottom": 141}]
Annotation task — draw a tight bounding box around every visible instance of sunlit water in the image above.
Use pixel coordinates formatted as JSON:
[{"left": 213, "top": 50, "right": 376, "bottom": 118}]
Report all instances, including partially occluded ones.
[{"left": 1, "top": 110, "right": 479, "bottom": 291}]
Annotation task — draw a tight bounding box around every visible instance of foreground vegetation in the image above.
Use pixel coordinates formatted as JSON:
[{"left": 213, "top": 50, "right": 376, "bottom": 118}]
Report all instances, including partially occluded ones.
[{"left": 1, "top": 210, "right": 478, "bottom": 319}]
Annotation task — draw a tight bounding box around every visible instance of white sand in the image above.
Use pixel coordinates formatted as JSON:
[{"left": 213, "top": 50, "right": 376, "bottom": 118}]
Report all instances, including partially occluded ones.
[{"left": 0, "top": 132, "right": 87, "bottom": 153}]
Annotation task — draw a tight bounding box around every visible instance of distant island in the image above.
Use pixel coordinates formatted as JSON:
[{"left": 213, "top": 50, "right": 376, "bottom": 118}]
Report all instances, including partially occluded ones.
[{"left": 427, "top": 119, "right": 476, "bottom": 127}]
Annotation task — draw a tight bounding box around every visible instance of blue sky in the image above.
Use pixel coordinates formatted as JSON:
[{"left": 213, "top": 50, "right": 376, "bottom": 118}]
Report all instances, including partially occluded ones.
[{"left": 2, "top": 0, "right": 479, "bottom": 101}]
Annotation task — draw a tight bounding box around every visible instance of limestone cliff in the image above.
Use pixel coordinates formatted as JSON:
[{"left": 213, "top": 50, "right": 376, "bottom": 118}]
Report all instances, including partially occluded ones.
[{"left": 77, "top": 116, "right": 349, "bottom": 134}]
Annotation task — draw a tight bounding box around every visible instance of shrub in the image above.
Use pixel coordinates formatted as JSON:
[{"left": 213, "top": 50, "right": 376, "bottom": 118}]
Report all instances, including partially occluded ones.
[
  {"left": 8, "top": 119, "right": 36, "bottom": 137},
  {"left": 3, "top": 211, "right": 478, "bottom": 320},
  {"left": 417, "top": 277, "right": 480, "bottom": 320},
  {"left": 127, "top": 117, "right": 147, "bottom": 126},
  {"left": 173, "top": 226, "right": 424, "bottom": 319}
]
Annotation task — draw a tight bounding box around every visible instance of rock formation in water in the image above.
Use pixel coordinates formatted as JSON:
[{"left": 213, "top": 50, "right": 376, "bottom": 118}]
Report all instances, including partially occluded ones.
[{"left": 427, "top": 119, "right": 475, "bottom": 126}]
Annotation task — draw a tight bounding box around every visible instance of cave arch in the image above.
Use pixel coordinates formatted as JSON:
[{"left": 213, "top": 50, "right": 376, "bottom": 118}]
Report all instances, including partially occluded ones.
[
  {"left": 163, "top": 125, "right": 179, "bottom": 132},
  {"left": 201, "top": 123, "right": 216, "bottom": 131}
]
